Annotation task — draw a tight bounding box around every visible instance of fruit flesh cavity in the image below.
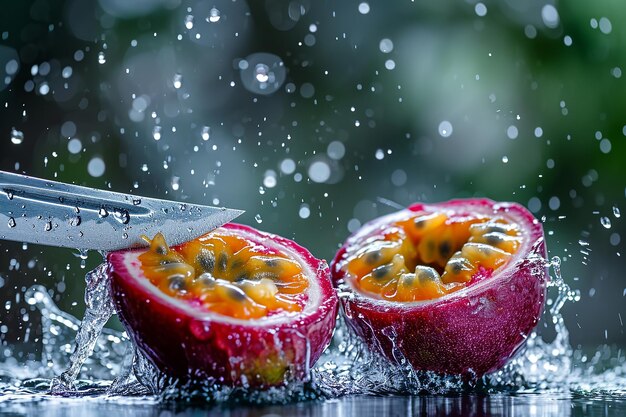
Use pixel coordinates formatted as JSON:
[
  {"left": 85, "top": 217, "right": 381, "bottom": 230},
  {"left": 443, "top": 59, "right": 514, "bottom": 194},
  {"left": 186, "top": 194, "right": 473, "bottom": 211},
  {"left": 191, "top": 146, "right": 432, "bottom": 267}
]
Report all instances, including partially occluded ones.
[
  {"left": 138, "top": 231, "right": 309, "bottom": 320},
  {"left": 342, "top": 210, "right": 523, "bottom": 302}
]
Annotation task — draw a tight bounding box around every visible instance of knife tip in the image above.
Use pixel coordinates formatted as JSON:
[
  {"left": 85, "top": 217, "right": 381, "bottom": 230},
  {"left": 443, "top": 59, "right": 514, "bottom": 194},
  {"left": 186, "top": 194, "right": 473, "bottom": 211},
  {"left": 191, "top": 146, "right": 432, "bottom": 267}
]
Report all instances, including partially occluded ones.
[{"left": 223, "top": 208, "right": 245, "bottom": 223}]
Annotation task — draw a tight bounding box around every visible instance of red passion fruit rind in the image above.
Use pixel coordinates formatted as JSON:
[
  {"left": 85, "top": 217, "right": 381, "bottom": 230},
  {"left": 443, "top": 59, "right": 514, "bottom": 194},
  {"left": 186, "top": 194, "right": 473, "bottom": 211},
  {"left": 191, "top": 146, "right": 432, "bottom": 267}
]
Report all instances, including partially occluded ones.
[
  {"left": 107, "top": 223, "right": 339, "bottom": 387},
  {"left": 331, "top": 199, "right": 548, "bottom": 377}
]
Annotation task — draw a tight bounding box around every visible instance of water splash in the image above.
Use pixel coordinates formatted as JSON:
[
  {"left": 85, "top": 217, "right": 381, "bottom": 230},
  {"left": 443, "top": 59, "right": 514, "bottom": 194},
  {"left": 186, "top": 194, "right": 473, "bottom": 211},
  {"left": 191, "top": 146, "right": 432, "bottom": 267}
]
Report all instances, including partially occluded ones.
[
  {"left": 49, "top": 264, "right": 116, "bottom": 393},
  {"left": 1, "top": 258, "right": 624, "bottom": 404}
]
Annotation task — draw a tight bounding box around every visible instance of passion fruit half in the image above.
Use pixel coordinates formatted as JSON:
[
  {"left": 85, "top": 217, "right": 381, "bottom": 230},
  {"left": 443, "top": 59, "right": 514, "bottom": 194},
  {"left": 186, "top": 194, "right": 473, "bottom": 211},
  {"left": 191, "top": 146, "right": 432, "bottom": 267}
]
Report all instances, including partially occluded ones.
[
  {"left": 108, "top": 223, "right": 338, "bottom": 387},
  {"left": 331, "top": 199, "right": 548, "bottom": 377}
]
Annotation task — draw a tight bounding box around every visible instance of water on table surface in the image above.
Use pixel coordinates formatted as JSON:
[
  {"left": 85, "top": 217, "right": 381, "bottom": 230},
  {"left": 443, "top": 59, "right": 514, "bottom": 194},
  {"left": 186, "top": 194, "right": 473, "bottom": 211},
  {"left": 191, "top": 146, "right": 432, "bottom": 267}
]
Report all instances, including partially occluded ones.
[
  {"left": 0, "top": 394, "right": 625, "bottom": 417},
  {"left": 0, "top": 258, "right": 624, "bottom": 416}
]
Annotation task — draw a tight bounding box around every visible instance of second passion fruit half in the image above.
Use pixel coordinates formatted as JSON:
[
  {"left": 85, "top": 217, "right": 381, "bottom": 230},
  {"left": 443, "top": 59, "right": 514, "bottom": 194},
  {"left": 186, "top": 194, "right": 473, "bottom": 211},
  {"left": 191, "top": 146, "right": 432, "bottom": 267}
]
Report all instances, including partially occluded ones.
[
  {"left": 107, "top": 223, "right": 338, "bottom": 387},
  {"left": 331, "top": 199, "right": 548, "bottom": 377}
]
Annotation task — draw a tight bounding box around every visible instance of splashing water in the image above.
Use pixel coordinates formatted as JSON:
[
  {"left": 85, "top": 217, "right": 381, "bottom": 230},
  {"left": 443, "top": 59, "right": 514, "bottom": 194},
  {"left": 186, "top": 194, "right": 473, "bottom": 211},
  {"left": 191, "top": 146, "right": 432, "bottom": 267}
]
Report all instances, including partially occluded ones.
[{"left": 0, "top": 258, "right": 624, "bottom": 404}]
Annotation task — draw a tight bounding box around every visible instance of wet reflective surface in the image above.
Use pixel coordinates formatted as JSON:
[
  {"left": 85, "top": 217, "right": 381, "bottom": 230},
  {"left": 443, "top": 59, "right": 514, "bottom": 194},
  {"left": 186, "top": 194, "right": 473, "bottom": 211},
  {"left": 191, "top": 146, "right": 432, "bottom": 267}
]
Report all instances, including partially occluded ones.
[{"left": 2, "top": 394, "right": 626, "bottom": 417}]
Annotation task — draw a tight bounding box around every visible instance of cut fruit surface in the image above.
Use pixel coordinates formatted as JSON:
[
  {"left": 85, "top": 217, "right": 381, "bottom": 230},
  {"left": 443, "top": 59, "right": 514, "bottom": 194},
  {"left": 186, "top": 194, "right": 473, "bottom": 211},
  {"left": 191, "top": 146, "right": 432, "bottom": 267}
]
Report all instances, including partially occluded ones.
[
  {"left": 138, "top": 231, "right": 308, "bottom": 319},
  {"left": 108, "top": 223, "right": 338, "bottom": 387},
  {"left": 331, "top": 199, "right": 548, "bottom": 377},
  {"left": 343, "top": 208, "right": 523, "bottom": 302}
]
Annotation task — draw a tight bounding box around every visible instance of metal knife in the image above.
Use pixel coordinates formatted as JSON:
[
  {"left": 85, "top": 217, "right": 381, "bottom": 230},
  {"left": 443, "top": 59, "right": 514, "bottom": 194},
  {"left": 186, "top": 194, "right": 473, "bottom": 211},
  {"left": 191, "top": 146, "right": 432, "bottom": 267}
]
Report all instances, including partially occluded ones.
[{"left": 0, "top": 170, "right": 244, "bottom": 251}]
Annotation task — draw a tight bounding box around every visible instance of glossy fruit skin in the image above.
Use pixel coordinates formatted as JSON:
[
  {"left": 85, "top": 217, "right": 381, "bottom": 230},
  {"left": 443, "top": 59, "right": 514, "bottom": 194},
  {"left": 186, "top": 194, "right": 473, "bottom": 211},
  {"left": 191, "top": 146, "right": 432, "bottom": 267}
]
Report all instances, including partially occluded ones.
[
  {"left": 108, "top": 223, "right": 338, "bottom": 387},
  {"left": 331, "top": 199, "right": 548, "bottom": 377}
]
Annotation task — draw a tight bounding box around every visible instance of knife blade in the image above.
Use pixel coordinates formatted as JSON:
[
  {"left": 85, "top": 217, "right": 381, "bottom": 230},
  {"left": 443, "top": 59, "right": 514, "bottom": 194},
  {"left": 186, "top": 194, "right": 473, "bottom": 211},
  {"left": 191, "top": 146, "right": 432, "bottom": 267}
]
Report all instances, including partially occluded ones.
[{"left": 0, "top": 170, "right": 244, "bottom": 251}]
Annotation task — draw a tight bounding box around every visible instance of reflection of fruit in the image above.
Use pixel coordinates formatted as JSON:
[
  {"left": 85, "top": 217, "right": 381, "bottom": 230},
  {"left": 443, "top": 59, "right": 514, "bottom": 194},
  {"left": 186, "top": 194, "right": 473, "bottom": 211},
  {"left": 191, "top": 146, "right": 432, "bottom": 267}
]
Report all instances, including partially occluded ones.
[
  {"left": 108, "top": 223, "right": 338, "bottom": 387},
  {"left": 331, "top": 199, "right": 548, "bottom": 376}
]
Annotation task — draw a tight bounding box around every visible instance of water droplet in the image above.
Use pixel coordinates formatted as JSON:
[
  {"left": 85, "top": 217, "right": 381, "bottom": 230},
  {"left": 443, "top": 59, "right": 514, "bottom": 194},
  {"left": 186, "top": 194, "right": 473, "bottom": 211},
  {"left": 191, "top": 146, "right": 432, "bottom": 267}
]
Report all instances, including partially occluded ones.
[
  {"left": 255, "top": 64, "right": 270, "bottom": 83},
  {"left": 541, "top": 4, "right": 559, "bottom": 29},
  {"left": 299, "top": 204, "right": 310, "bottom": 219},
  {"left": 39, "top": 82, "right": 50, "bottom": 95},
  {"left": 280, "top": 158, "right": 296, "bottom": 174},
  {"left": 69, "top": 216, "right": 81, "bottom": 227},
  {"left": 613, "top": 206, "right": 621, "bottom": 218},
  {"left": 600, "top": 216, "right": 612, "bottom": 229},
  {"left": 98, "top": 51, "right": 106, "bottom": 64},
  {"left": 308, "top": 160, "right": 331, "bottom": 183},
  {"left": 207, "top": 8, "right": 221, "bottom": 23},
  {"left": 6, "top": 190, "right": 14, "bottom": 200},
  {"left": 475, "top": 2, "right": 487, "bottom": 17},
  {"left": 173, "top": 73, "right": 182, "bottom": 89},
  {"left": 254, "top": 214, "right": 262, "bottom": 223},
  {"left": 122, "top": 233, "right": 128, "bottom": 239},
  {"left": 44, "top": 221, "right": 52, "bottom": 231},
  {"left": 240, "top": 53, "right": 286, "bottom": 95},
  {"left": 358, "top": 2, "right": 370, "bottom": 14},
  {"left": 327, "top": 141, "right": 346, "bottom": 160},
  {"left": 98, "top": 207, "right": 109, "bottom": 218},
  {"left": 10, "top": 127, "right": 24, "bottom": 144},
  {"left": 438, "top": 121, "right": 453, "bottom": 138},
  {"left": 263, "top": 171, "right": 277, "bottom": 188},
  {"left": 506, "top": 125, "right": 519, "bottom": 139},
  {"left": 87, "top": 157, "right": 105, "bottom": 177},
  {"left": 152, "top": 126, "right": 162, "bottom": 141},
  {"left": 379, "top": 38, "right": 394, "bottom": 53},
  {"left": 132, "top": 198, "right": 141, "bottom": 206},
  {"left": 184, "top": 14, "right": 194, "bottom": 29},
  {"left": 375, "top": 149, "right": 384, "bottom": 160},
  {"left": 599, "top": 138, "right": 611, "bottom": 154},
  {"left": 68, "top": 138, "right": 82, "bottom": 154},
  {"left": 201, "top": 126, "right": 210, "bottom": 141},
  {"left": 7, "top": 217, "right": 16, "bottom": 228},
  {"left": 114, "top": 210, "right": 130, "bottom": 225},
  {"left": 599, "top": 17, "right": 612, "bottom": 34}
]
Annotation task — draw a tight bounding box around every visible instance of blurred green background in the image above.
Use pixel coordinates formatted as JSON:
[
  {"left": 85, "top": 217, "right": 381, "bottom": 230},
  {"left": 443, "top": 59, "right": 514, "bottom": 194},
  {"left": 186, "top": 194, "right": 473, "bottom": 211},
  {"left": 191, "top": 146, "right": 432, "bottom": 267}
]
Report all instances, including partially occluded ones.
[{"left": 0, "top": 0, "right": 624, "bottom": 360}]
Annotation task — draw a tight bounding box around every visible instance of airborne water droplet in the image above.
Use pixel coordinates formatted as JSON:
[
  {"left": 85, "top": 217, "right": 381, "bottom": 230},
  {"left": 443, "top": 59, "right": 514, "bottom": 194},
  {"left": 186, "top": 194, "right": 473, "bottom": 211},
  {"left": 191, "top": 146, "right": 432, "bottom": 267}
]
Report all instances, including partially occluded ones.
[
  {"left": 254, "top": 214, "right": 263, "bottom": 223},
  {"left": 613, "top": 206, "right": 621, "bottom": 218},
  {"left": 184, "top": 14, "right": 194, "bottom": 29},
  {"left": 207, "top": 7, "right": 221, "bottom": 23},
  {"left": 255, "top": 64, "right": 270, "bottom": 83},
  {"left": 98, "top": 51, "right": 106, "bottom": 64},
  {"left": 600, "top": 216, "right": 611, "bottom": 229},
  {"left": 201, "top": 126, "right": 210, "bottom": 141},
  {"left": 10, "top": 128, "right": 24, "bottom": 145},
  {"left": 173, "top": 73, "right": 182, "bottom": 89},
  {"left": 438, "top": 120, "right": 453, "bottom": 138},
  {"left": 8, "top": 217, "right": 16, "bottom": 228},
  {"left": 152, "top": 126, "right": 162, "bottom": 141},
  {"left": 240, "top": 53, "right": 286, "bottom": 95}
]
